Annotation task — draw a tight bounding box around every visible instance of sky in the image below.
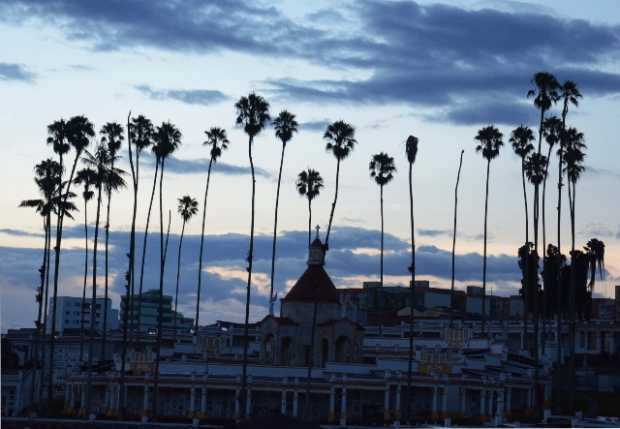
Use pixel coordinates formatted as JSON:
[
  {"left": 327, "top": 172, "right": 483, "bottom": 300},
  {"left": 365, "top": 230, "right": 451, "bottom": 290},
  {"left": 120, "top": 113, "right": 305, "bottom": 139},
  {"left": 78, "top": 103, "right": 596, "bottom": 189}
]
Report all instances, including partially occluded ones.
[{"left": 1, "top": 0, "right": 619, "bottom": 332}]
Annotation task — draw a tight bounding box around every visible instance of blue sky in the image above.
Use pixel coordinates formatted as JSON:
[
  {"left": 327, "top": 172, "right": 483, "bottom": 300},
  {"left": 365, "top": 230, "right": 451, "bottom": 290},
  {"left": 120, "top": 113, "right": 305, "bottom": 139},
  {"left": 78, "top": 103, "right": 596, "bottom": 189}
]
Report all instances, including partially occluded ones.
[{"left": 1, "top": 0, "right": 619, "bottom": 331}]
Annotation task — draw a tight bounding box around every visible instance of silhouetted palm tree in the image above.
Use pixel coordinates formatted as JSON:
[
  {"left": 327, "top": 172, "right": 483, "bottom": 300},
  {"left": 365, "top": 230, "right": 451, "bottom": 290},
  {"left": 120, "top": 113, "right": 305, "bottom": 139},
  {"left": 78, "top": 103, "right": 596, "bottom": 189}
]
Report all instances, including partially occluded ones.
[
  {"left": 268, "top": 110, "right": 298, "bottom": 315},
  {"left": 510, "top": 126, "right": 535, "bottom": 243},
  {"left": 195, "top": 127, "right": 229, "bottom": 339},
  {"left": 474, "top": 125, "right": 503, "bottom": 336},
  {"left": 47, "top": 115, "right": 94, "bottom": 402},
  {"left": 82, "top": 144, "right": 125, "bottom": 415},
  {"left": 405, "top": 135, "right": 418, "bottom": 423},
  {"left": 324, "top": 121, "right": 357, "bottom": 249},
  {"left": 296, "top": 169, "right": 324, "bottom": 249},
  {"left": 174, "top": 195, "right": 198, "bottom": 338},
  {"left": 541, "top": 116, "right": 562, "bottom": 253},
  {"left": 369, "top": 152, "right": 396, "bottom": 285},
  {"left": 450, "top": 149, "right": 465, "bottom": 328},
  {"left": 73, "top": 167, "right": 97, "bottom": 362},
  {"left": 100, "top": 122, "right": 124, "bottom": 356},
  {"left": 152, "top": 122, "right": 182, "bottom": 418},
  {"left": 235, "top": 93, "right": 270, "bottom": 418}
]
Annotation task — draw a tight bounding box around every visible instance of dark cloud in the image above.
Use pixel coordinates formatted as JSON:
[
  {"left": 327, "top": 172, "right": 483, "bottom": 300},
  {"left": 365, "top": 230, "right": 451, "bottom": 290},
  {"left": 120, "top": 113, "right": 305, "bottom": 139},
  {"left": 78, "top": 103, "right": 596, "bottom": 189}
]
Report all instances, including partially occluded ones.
[
  {"left": 437, "top": 100, "right": 538, "bottom": 126},
  {"left": 0, "top": 62, "right": 35, "bottom": 82},
  {"left": 298, "top": 120, "right": 330, "bottom": 132},
  {"left": 135, "top": 84, "right": 229, "bottom": 106},
  {"left": 418, "top": 228, "right": 449, "bottom": 237},
  {"left": 0, "top": 228, "right": 43, "bottom": 238},
  {"left": 141, "top": 154, "right": 270, "bottom": 178},
  {"left": 586, "top": 166, "right": 620, "bottom": 181}
]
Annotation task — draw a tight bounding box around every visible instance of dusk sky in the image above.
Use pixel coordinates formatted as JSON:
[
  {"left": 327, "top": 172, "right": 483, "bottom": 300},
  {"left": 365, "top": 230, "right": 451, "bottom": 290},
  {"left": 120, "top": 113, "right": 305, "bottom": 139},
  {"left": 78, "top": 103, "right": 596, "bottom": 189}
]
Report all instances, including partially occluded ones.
[{"left": 1, "top": 0, "right": 619, "bottom": 332}]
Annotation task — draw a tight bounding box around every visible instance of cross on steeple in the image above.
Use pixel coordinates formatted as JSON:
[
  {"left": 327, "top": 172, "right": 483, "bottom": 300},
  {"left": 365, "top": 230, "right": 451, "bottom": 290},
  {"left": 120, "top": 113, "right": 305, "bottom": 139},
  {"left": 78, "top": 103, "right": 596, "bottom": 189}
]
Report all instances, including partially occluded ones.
[{"left": 315, "top": 225, "right": 321, "bottom": 240}]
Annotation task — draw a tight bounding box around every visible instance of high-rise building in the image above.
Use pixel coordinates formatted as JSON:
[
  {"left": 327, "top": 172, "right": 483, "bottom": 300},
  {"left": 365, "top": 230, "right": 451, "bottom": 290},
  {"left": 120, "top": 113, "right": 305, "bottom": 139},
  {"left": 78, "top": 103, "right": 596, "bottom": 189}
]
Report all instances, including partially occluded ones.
[
  {"left": 121, "top": 289, "right": 193, "bottom": 334},
  {"left": 46, "top": 296, "right": 118, "bottom": 334}
]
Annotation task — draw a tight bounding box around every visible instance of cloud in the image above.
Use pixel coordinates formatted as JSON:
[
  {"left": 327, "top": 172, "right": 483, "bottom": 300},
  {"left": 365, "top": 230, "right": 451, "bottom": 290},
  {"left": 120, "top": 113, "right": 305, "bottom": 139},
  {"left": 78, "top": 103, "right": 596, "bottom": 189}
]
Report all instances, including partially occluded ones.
[
  {"left": 135, "top": 84, "right": 229, "bottom": 106},
  {"left": 586, "top": 166, "right": 620, "bottom": 181},
  {"left": 141, "top": 154, "right": 270, "bottom": 178},
  {"left": 0, "top": 228, "right": 43, "bottom": 238},
  {"left": 0, "top": 62, "right": 35, "bottom": 82},
  {"left": 435, "top": 100, "right": 538, "bottom": 126},
  {"left": 418, "top": 228, "right": 450, "bottom": 237},
  {"left": 298, "top": 120, "right": 330, "bottom": 132}
]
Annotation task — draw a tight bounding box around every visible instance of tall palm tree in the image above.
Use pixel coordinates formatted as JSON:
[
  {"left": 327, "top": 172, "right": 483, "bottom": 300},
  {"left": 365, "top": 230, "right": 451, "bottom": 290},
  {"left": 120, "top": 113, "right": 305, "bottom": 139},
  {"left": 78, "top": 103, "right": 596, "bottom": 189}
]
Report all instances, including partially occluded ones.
[
  {"left": 296, "top": 169, "right": 324, "bottom": 249},
  {"left": 152, "top": 122, "right": 182, "bottom": 419},
  {"left": 369, "top": 152, "right": 396, "bottom": 286},
  {"left": 541, "top": 116, "right": 562, "bottom": 253},
  {"left": 73, "top": 167, "right": 97, "bottom": 362},
  {"left": 268, "top": 110, "right": 298, "bottom": 315},
  {"left": 474, "top": 126, "right": 503, "bottom": 336},
  {"left": 510, "top": 126, "right": 535, "bottom": 243},
  {"left": 450, "top": 149, "right": 465, "bottom": 328},
  {"left": 82, "top": 144, "right": 125, "bottom": 415},
  {"left": 405, "top": 135, "right": 418, "bottom": 423},
  {"left": 235, "top": 93, "right": 270, "bottom": 418},
  {"left": 47, "top": 115, "right": 94, "bottom": 402},
  {"left": 324, "top": 121, "right": 357, "bottom": 249},
  {"left": 174, "top": 195, "right": 198, "bottom": 337},
  {"left": 100, "top": 122, "right": 124, "bottom": 357},
  {"left": 195, "top": 127, "right": 229, "bottom": 339}
]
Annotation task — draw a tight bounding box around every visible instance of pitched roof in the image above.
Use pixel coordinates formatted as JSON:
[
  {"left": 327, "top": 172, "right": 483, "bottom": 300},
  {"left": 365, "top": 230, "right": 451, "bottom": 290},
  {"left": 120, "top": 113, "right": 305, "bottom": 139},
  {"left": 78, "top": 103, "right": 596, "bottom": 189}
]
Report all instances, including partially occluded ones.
[{"left": 283, "top": 265, "right": 339, "bottom": 303}]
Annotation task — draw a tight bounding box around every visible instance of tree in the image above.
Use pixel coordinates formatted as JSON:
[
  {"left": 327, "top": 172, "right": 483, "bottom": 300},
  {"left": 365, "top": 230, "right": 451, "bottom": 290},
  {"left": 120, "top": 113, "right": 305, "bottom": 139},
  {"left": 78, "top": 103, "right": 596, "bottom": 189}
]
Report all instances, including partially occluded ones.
[
  {"left": 323, "top": 121, "right": 357, "bottom": 249},
  {"left": 541, "top": 116, "right": 562, "bottom": 253},
  {"left": 235, "top": 93, "right": 270, "bottom": 418},
  {"left": 450, "top": 149, "right": 465, "bottom": 327},
  {"left": 510, "top": 126, "right": 535, "bottom": 243},
  {"left": 174, "top": 195, "right": 198, "bottom": 338},
  {"left": 369, "top": 152, "right": 396, "bottom": 286},
  {"left": 73, "top": 167, "right": 97, "bottom": 362},
  {"left": 474, "top": 126, "right": 503, "bottom": 337},
  {"left": 296, "top": 169, "right": 324, "bottom": 249},
  {"left": 46, "top": 115, "right": 94, "bottom": 402},
  {"left": 405, "top": 135, "right": 418, "bottom": 423},
  {"left": 100, "top": 122, "right": 124, "bottom": 357},
  {"left": 268, "top": 110, "right": 298, "bottom": 315},
  {"left": 152, "top": 122, "right": 182, "bottom": 418},
  {"left": 195, "top": 127, "right": 229, "bottom": 339},
  {"left": 82, "top": 144, "right": 125, "bottom": 415}
]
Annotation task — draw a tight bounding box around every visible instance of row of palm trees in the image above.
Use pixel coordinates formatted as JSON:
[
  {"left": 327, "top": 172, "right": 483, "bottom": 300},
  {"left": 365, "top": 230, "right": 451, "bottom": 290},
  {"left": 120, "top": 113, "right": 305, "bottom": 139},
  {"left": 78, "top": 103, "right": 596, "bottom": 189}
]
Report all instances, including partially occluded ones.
[{"left": 21, "top": 71, "right": 601, "bottom": 420}]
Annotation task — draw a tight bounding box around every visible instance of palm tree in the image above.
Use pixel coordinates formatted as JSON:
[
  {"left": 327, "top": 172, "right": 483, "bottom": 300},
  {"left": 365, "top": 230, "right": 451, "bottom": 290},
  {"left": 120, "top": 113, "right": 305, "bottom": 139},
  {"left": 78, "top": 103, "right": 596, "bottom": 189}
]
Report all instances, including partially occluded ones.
[
  {"left": 323, "top": 121, "right": 357, "bottom": 249},
  {"left": 268, "top": 110, "right": 298, "bottom": 315},
  {"left": 369, "top": 152, "right": 396, "bottom": 286},
  {"left": 174, "top": 195, "right": 198, "bottom": 337},
  {"left": 450, "top": 149, "right": 465, "bottom": 328},
  {"left": 195, "top": 127, "right": 229, "bottom": 339},
  {"left": 82, "top": 144, "right": 125, "bottom": 415},
  {"left": 100, "top": 122, "right": 124, "bottom": 357},
  {"left": 296, "top": 169, "right": 324, "bottom": 249},
  {"left": 73, "top": 167, "right": 97, "bottom": 362},
  {"left": 474, "top": 126, "right": 503, "bottom": 336},
  {"left": 510, "top": 126, "right": 535, "bottom": 243},
  {"left": 47, "top": 115, "right": 94, "bottom": 402},
  {"left": 235, "top": 93, "right": 270, "bottom": 419},
  {"left": 555, "top": 82, "right": 581, "bottom": 364},
  {"left": 152, "top": 122, "right": 182, "bottom": 418},
  {"left": 541, "top": 116, "right": 562, "bottom": 253},
  {"left": 405, "top": 135, "right": 418, "bottom": 423}
]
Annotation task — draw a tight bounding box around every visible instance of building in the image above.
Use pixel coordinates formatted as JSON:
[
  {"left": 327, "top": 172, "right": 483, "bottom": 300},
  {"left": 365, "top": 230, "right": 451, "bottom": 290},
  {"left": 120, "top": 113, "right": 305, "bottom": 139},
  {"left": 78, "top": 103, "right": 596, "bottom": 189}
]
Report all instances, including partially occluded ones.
[
  {"left": 121, "top": 289, "right": 193, "bottom": 334},
  {"left": 47, "top": 296, "right": 119, "bottom": 335}
]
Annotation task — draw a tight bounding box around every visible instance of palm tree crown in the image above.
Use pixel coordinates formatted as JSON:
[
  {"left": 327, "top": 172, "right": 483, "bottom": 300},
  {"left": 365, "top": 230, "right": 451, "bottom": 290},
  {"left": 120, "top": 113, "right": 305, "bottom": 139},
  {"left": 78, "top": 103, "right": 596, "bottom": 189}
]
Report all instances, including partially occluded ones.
[
  {"left": 324, "top": 120, "right": 357, "bottom": 160},
  {"left": 129, "top": 115, "right": 155, "bottom": 152},
  {"left": 235, "top": 93, "right": 271, "bottom": 138},
  {"left": 406, "top": 135, "right": 419, "bottom": 164},
  {"left": 563, "top": 128, "right": 586, "bottom": 183},
  {"left": 101, "top": 122, "right": 124, "bottom": 156},
  {"left": 525, "top": 153, "right": 548, "bottom": 186},
  {"left": 369, "top": 152, "right": 396, "bottom": 186},
  {"left": 475, "top": 126, "right": 504, "bottom": 161},
  {"left": 82, "top": 145, "right": 127, "bottom": 191},
  {"left": 543, "top": 116, "right": 563, "bottom": 147},
  {"left": 153, "top": 122, "right": 182, "bottom": 160},
  {"left": 66, "top": 115, "right": 95, "bottom": 154},
  {"left": 46, "top": 120, "right": 70, "bottom": 156},
  {"left": 177, "top": 195, "right": 199, "bottom": 223},
  {"left": 203, "top": 127, "right": 229, "bottom": 161},
  {"left": 560, "top": 80, "right": 582, "bottom": 115},
  {"left": 74, "top": 168, "right": 98, "bottom": 202},
  {"left": 273, "top": 110, "right": 298, "bottom": 146},
  {"left": 527, "top": 72, "right": 560, "bottom": 112},
  {"left": 297, "top": 169, "right": 324, "bottom": 200},
  {"left": 510, "top": 125, "right": 535, "bottom": 158}
]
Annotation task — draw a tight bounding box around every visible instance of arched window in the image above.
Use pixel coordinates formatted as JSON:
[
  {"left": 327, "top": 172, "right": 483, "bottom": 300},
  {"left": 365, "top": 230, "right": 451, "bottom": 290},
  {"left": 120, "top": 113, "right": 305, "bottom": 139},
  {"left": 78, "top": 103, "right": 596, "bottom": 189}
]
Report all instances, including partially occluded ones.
[{"left": 335, "top": 336, "right": 351, "bottom": 363}]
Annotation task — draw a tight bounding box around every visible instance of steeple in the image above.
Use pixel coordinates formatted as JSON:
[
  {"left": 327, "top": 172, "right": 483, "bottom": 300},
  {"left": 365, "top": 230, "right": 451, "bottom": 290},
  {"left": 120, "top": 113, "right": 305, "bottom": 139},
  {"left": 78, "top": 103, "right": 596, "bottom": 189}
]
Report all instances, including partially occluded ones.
[{"left": 308, "top": 225, "right": 325, "bottom": 266}]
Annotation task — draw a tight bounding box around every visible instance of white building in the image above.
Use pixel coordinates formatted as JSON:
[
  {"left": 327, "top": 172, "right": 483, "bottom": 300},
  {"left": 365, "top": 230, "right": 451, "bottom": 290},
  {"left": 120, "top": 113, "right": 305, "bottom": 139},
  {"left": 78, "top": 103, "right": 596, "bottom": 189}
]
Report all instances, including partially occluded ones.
[{"left": 47, "top": 296, "right": 119, "bottom": 334}]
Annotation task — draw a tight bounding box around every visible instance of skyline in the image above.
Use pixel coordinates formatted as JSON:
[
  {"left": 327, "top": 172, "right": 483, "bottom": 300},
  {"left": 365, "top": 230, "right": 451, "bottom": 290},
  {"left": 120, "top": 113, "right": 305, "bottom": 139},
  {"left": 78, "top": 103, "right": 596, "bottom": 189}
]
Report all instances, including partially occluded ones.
[{"left": 2, "top": 0, "right": 620, "bottom": 332}]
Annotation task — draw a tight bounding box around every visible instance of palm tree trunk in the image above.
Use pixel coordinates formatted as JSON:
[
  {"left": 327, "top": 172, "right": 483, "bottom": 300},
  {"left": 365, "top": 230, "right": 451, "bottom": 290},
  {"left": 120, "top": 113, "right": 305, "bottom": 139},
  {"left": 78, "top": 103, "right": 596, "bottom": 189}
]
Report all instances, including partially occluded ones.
[
  {"left": 556, "top": 123, "right": 565, "bottom": 365},
  {"left": 86, "top": 183, "right": 103, "bottom": 415},
  {"left": 325, "top": 158, "right": 341, "bottom": 249},
  {"left": 542, "top": 145, "right": 553, "bottom": 254},
  {"left": 40, "top": 213, "right": 52, "bottom": 398},
  {"left": 568, "top": 179, "right": 577, "bottom": 414},
  {"left": 481, "top": 159, "right": 490, "bottom": 336},
  {"left": 307, "top": 198, "right": 312, "bottom": 251},
  {"left": 450, "top": 150, "right": 464, "bottom": 327},
  {"left": 522, "top": 158, "right": 530, "bottom": 244},
  {"left": 80, "top": 197, "right": 89, "bottom": 361},
  {"left": 195, "top": 157, "right": 213, "bottom": 338},
  {"left": 269, "top": 143, "right": 286, "bottom": 315},
  {"left": 136, "top": 159, "right": 160, "bottom": 335},
  {"left": 153, "top": 159, "right": 166, "bottom": 419},
  {"left": 32, "top": 216, "right": 48, "bottom": 404},
  {"left": 102, "top": 164, "right": 113, "bottom": 358},
  {"left": 380, "top": 184, "right": 384, "bottom": 286},
  {"left": 120, "top": 113, "right": 136, "bottom": 417},
  {"left": 406, "top": 161, "right": 416, "bottom": 423},
  {"left": 48, "top": 151, "right": 81, "bottom": 402},
  {"left": 174, "top": 219, "right": 186, "bottom": 340},
  {"left": 241, "top": 135, "right": 256, "bottom": 419}
]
